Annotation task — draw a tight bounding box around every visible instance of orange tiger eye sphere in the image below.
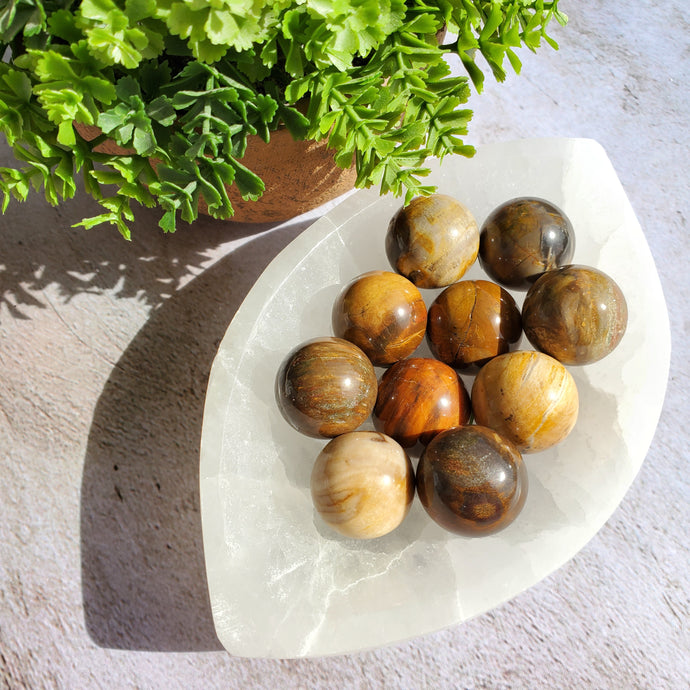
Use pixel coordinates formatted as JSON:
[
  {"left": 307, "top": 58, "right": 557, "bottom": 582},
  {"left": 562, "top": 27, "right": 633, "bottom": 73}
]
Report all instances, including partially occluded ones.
[
  {"left": 333, "top": 270, "right": 427, "bottom": 365},
  {"left": 427, "top": 279, "right": 522, "bottom": 371},
  {"left": 471, "top": 350, "right": 579, "bottom": 453},
  {"left": 386, "top": 194, "right": 479, "bottom": 288},
  {"left": 374, "top": 358, "right": 471, "bottom": 448}
]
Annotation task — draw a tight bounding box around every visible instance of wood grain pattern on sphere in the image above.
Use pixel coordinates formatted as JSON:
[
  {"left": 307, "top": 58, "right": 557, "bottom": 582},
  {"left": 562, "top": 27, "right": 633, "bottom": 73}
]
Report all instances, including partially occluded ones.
[
  {"left": 479, "top": 197, "right": 574, "bottom": 289},
  {"left": 522, "top": 265, "right": 628, "bottom": 365},
  {"left": 427, "top": 279, "right": 522, "bottom": 370},
  {"left": 416, "top": 426, "right": 527, "bottom": 536},
  {"left": 471, "top": 351, "right": 579, "bottom": 453},
  {"left": 386, "top": 194, "right": 479, "bottom": 288},
  {"left": 311, "top": 431, "right": 415, "bottom": 539},
  {"left": 277, "top": 338, "right": 377, "bottom": 438},
  {"left": 333, "top": 270, "right": 427, "bottom": 365},
  {"left": 374, "top": 358, "right": 471, "bottom": 448}
]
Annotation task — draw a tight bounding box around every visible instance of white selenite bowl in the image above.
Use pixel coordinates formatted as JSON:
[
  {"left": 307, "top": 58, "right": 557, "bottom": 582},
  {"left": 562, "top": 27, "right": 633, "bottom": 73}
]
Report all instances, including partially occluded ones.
[{"left": 199, "top": 138, "right": 670, "bottom": 659}]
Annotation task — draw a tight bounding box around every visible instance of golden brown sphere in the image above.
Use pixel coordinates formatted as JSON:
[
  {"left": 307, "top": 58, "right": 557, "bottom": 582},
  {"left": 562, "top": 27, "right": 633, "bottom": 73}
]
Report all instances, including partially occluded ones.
[
  {"left": 427, "top": 279, "right": 522, "bottom": 371},
  {"left": 471, "top": 350, "right": 579, "bottom": 453},
  {"left": 333, "top": 270, "right": 427, "bottom": 365},
  {"left": 311, "top": 431, "right": 415, "bottom": 539}
]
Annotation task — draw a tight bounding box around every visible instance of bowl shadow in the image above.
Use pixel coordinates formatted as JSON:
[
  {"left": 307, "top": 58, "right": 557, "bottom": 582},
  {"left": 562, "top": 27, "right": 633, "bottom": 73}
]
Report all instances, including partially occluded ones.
[{"left": 79, "top": 217, "right": 312, "bottom": 652}]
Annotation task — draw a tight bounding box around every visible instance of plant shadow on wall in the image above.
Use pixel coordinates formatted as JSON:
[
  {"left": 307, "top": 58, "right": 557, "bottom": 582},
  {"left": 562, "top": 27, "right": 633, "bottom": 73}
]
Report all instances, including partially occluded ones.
[{"left": 78, "top": 209, "right": 313, "bottom": 651}]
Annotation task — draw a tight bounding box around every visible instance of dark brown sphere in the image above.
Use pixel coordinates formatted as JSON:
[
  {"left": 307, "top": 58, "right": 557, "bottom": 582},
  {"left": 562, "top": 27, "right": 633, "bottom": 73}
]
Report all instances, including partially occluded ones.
[
  {"left": 332, "top": 270, "right": 427, "bottom": 366},
  {"left": 374, "top": 358, "right": 471, "bottom": 448},
  {"left": 522, "top": 265, "right": 628, "bottom": 365},
  {"left": 416, "top": 425, "right": 528, "bottom": 536},
  {"left": 277, "top": 337, "right": 377, "bottom": 438},
  {"left": 427, "top": 279, "right": 522, "bottom": 371},
  {"left": 386, "top": 194, "right": 479, "bottom": 288},
  {"left": 479, "top": 197, "right": 574, "bottom": 289}
]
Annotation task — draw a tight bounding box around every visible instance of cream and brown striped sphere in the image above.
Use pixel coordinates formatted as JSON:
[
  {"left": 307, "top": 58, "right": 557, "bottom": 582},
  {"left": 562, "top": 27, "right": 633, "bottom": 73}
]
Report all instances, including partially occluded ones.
[
  {"left": 471, "top": 350, "right": 579, "bottom": 453},
  {"left": 311, "top": 431, "right": 415, "bottom": 539}
]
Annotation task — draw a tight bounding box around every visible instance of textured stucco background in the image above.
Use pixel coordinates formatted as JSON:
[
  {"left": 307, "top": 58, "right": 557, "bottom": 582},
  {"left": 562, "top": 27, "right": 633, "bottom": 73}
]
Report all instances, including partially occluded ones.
[{"left": 1, "top": 1, "right": 688, "bottom": 688}]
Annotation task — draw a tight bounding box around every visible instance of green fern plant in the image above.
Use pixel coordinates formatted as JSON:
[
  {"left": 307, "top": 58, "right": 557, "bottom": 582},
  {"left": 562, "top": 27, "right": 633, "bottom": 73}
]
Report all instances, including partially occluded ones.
[{"left": 0, "top": 0, "right": 566, "bottom": 238}]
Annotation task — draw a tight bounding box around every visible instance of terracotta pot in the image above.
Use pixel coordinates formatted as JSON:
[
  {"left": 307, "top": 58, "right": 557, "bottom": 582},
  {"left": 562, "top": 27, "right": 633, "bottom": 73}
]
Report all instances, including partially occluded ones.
[{"left": 73, "top": 122, "right": 356, "bottom": 223}]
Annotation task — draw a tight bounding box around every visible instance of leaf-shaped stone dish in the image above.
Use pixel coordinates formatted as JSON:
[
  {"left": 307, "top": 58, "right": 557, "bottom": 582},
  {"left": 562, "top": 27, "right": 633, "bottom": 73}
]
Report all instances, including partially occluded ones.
[{"left": 199, "top": 138, "right": 670, "bottom": 658}]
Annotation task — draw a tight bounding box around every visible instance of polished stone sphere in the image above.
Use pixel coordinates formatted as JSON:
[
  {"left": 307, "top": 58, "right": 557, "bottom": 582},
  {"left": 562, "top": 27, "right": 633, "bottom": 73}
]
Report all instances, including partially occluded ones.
[
  {"left": 471, "top": 350, "right": 579, "bottom": 453},
  {"left": 311, "top": 431, "right": 415, "bottom": 539},
  {"left": 277, "top": 337, "right": 377, "bottom": 438},
  {"left": 427, "top": 279, "right": 522, "bottom": 371},
  {"left": 416, "top": 425, "right": 528, "bottom": 536},
  {"left": 479, "top": 197, "right": 575, "bottom": 289},
  {"left": 332, "top": 270, "right": 427, "bottom": 365},
  {"left": 386, "top": 194, "right": 479, "bottom": 288},
  {"left": 374, "top": 358, "right": 471, "bottom": 448},
  {"left": 522, "top": 264, "right": 628, "bottom": 365}
]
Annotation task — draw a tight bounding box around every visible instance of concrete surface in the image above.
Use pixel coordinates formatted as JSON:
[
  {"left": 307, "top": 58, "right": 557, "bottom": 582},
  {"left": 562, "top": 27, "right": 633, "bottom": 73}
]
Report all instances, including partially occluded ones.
[{"left": 0, "top": 1, "right": 688, "bottom": 688}]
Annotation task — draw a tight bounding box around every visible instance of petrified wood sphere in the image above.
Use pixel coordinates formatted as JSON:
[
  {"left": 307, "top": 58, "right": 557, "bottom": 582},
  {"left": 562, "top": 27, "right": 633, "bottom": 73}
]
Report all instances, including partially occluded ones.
[
  {"left": 311, "top": 431, "right": 415, "bottom": 539},
  {"left": 277, "top": 337, "right": 377, "bottom": 438},
  {"left": 333, "top": 270, "right": 427, "bottom": 365},
  {"left": 479, "top": 197, "right": 574, "bottom": 289},
  {"left": 522, "top": 265, "right": 628, "bottom": 365},
  {"left": 386, "top": 194, "right": 479, "bottom": 288},
  {"left": 427, "top": 279, "right": 522, "bottom": 370},
  {"left": 471, "top": 350, "right": 579, "bottom": 453},
  {"left": 374, "top": 358, "right": 471, "bottom": 448},
  {"left": 416, "top": 425, "right": 528, "bottom": 536}
]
